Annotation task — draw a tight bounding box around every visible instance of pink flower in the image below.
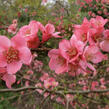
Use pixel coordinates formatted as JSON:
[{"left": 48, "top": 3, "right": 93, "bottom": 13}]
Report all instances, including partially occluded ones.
[
  {"left": 0, "top": 35, "right": 32, "bottom": 74},
  {"left": 90, "top": 16, "right": 108, "bottom": 29},
  {"left": 100, "top": 30, "right": 109, "bottom": 52},
  {"left": 18, "top": 20, "right": 40, "bottom": 48},
  {"left": 89, "top": 27, "right": 103, "bottom": 44},
  {"left": 40, "top": 23, "right": 61, "bottom": 43},
  {"left": 59, "top": 35, "right": 84, "bottom": 63},
  {"left": 84, "top": 44, "right": 107, "bottom": 64},
  {"left": 48, "top": 49, "right": 67, "bottom": 74}
]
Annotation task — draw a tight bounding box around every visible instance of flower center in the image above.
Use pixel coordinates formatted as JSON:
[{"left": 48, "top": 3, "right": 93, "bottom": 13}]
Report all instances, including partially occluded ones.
[
  {"left": 67, "top": 48, "right": 78, "bottom": 59},
  {"left": 93, "top": 34, "right": 102, "bottom": 42},
  {"left": 3, "top": 47, "right": 19, "bottom": 64},
  {"left": 96, "top": 21, "right": 102, "bottom": 27},
  {"left": 57, "top": 56, "right": 65, "bottom": 66},
  {"left": 25, "top": 29, "right": 31, "bottom": 36}
]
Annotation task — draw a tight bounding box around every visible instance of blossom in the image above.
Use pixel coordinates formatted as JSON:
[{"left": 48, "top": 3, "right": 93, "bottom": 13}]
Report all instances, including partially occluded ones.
[
  {"left": 18, "top": 20, "right": 40, "bottom": 48},
  {"left": 89, "top": 27, "right": 103, "bottom": 44},
  {"left": 90, "top": 16, "right": 108, "bottom": 29},
  {"left": 84, "top": 44, "right": 107, "bottom": 64},
  {"left": 40, "top": 23, "right": 61, "bottom": 43},
  {"left": 59, "top": 35, "right": 84, "bottom": 63},
  {"left": 0, "top": 35, "right": 32, "bottom": 74}
]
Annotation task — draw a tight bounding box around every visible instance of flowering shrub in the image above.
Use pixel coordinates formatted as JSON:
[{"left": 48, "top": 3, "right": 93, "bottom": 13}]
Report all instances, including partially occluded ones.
[{"left": 0, "top": 0, "right": 109, "bottom": 107}]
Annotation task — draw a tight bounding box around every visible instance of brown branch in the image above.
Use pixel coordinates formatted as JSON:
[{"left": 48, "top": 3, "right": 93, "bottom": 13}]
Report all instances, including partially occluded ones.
[
  {"left": 1, "top": 86, "right": 109, "bottom": 94},
  {"left": 31, "top": 47, "right": 52, "bottom": 52}
]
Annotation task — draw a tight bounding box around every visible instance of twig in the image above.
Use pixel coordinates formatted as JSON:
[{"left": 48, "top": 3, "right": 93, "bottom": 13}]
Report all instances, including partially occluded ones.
[
  {"left": 39, "top": 94, "right": 50, "bottom": 109},
  {"left": 31, "top": 47, "right": 52, "bottom": 52},
  {"left": 1, "top": 86, "right": 109, "bottom": 94}
]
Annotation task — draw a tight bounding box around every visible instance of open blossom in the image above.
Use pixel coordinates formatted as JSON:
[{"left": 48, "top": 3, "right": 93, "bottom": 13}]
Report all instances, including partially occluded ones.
[
  {"left": 89, "top": 27, "right": 103, "bottom": 44},
  {"left": 100, "top": 30, "right": 109, "bottom": 52},
  {"left": 40, "top": 23, "right": 61, "bottom": 43},
  {"left": 74, "top": 17, "right": 90, "bottom": 43},
  {"left": 59, "top": 35, "right": 84, "bottom": 63},
  {"left": 0, "top": 35, "right": 32, "bottom": 74},
  {"left": 90, "top": 16, "right": 108, "bottom": 29},
  {"left": 84, "top": 44, "right": 107, "bottom": 64},
  {"left": 0, "top": 67, "right": 16, "bottom": 88},
  {"left": 48, "top": 49, "right": 67, "bottom": 74},
  {"left": 18, "top": 20, "right": 40, "bottom": 48}
]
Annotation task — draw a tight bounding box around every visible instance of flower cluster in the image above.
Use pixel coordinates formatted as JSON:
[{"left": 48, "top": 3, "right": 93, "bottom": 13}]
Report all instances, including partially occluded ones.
[
  {"left": 48, "top": 16, "right": 108, "bottom": 76},
  {"left": 0, "top": 20, "right": 61, "bottom": 88},
  {"left": 8, "top": 20, "right": 61, "bottom": 48}
]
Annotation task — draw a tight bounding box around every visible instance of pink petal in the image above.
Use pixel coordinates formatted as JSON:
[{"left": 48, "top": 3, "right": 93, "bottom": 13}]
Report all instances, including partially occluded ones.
[
  {"left": 18, "top": 47, "right": 32, "bottom": 65},
  {"left": 0, "top": 36, "right": 11, "bottom": 50},
  {"left": 59, "top": 39, "right": 71, "bottom": 51},
  {"left": 2, "top": 74, "right": 16, "bottom": 88},
  {"left": 49, "top": 58, "right": 67, "bottom": 74},
  {"left": 45, "top": 24, "right": 55, "bottom": 34},
  {"left": 91, "top": 52, "right": 106, "bottom": 63},
  {"left": 7, "top": 61, "right": 22, "bottom": 74},
  {"left": 48, "top": 49, "right": 59, "bottom": 58},
  {"left": 100, "top": 40, "right": 109, "bottom": 52},
  {"left": 37, "top": 22, "right": 45, "bottom": 32},
  {"left": 49, "top": 57, "right": 58, "bottom": 70},
  {"left": 0, "top": 67, "right": 6, "bottom": 73},
  {"left": 0, "top": 52, "right": 7, "bottom": 67},
  {"left": 59, "top": 39, "right": 71, "bottom": 60},
  {"left": 52, "top": 32, "right": 61, "bottom": 38},
  {"left": 55, "top": 64, "right": 67, "bottom": 74},
  {"left": 29, "top": 21, "right": 38, "bottom": 34},
  {"left": 11, "top": 34, "right": 27, "bottom": 49}
]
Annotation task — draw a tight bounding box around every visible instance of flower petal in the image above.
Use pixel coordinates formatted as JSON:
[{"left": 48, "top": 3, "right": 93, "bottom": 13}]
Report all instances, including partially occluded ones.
[
  {"left": 0, "top": 36, "right": 11, "bottom": 50},
  {"left": 19, "top": 47, "right": 32, "bottom": 65},
  {"left": 7, "top": 61, "right": 22, "bottom": 74},
  {"left": 2, "top": 74, "right": 16, "bottom": 88},
  {"left": 48, "top": 49, "right": 59, "bottom": 58},
  {"left": 11, "top": 34, "right": 27, "bottom": 49},
  {"left": 45, "top": 24, "right": 55, "bottom": 34},
  {"left": 100, "top": 40, "right": 109, "bottom": 52}
]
